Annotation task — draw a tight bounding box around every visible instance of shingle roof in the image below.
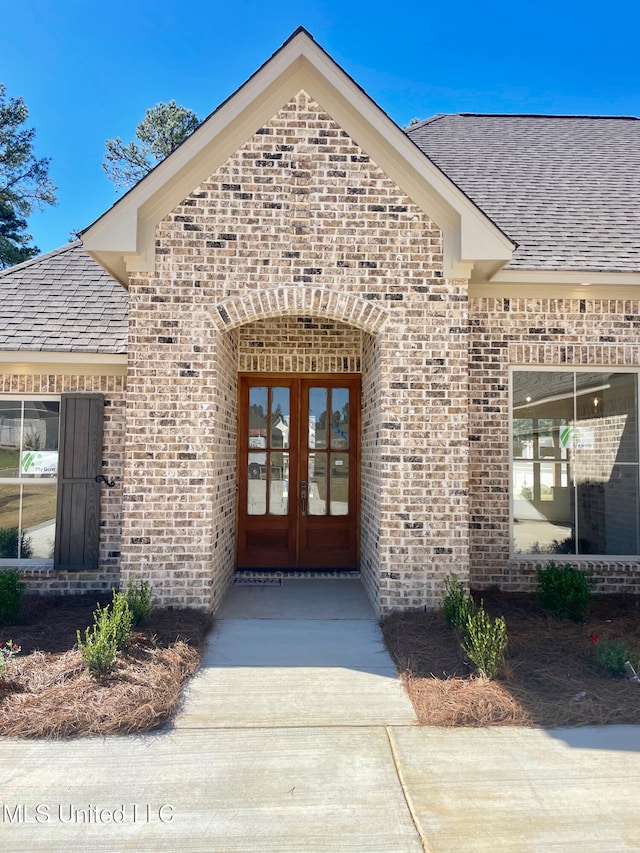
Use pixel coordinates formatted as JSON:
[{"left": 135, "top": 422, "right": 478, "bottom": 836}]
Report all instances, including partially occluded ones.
[
  {"left": 2, "top": 115, "right": 637, "bottom": 357},
  {"left": 407, "top": 114, "right": 640, "bottom": 273},
  {"left": 0, "top": 242, "right": 127, "bottom": 353}
]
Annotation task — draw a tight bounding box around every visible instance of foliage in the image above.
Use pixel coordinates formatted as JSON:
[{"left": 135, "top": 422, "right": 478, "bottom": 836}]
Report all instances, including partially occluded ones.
[
  {"left": 0, "top": 567, "right": 25, "bottom": 624},
  {"left": 0, "top": 527, "right": 33, "bottom": 560},
  {"left": 77, "top": 590, "right": 133, "bottom": 676},
  {"left": 103, "top": 100, "right": 200, "bottom": 189},
  {"left": 126, "top": 580, "right": 154, "bottom": 626},
  {"left": 530, "top": 536, "right": 576, "bottom": 555},
  {"left": 0, "top": 639, "right": 21, "bottom": 677},
  {"left": 104, "top": 590, "right": 133, "bottom": 651},
  {"left": 594, "top": 638, "right": 629, "bottom": 678},
  {"left": 536, "top": 561, "right": 593, "bottom": 621},
  {"left": 443, "top": 575, "right": 475, "bottom": 629},
  {"left": 77, "top": 619, "right": 118, "bottom": 676},
  {"left": 0, "top": 83, "right": 56, "bottom": 268},
  {"left": 460, "top": 603, "right": 508, "bottom": 679},
  {"left": 0, "top": 199, "right": 37, "bottom": 267},
  {"left": 442, "top": 576, "right": 508, "bottom": 679}
]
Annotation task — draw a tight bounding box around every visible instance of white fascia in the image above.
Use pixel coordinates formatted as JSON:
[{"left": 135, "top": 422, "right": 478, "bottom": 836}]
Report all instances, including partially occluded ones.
[{"left": 82, "top": 31, "right": 514, "bottom": 286}]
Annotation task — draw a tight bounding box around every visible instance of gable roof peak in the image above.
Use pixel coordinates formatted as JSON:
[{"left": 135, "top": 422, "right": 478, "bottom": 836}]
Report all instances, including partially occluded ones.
[{"left": 82, "top": 29, "right": 513, "bottom": 284}]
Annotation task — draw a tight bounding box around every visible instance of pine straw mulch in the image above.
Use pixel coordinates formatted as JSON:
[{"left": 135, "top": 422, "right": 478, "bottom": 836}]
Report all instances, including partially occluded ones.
[
  {"left": 0, "top": 593, "right": 212, "bottom": 739},
  {"left": 381, "top": 591, "right": 640, "bottom": 728}
]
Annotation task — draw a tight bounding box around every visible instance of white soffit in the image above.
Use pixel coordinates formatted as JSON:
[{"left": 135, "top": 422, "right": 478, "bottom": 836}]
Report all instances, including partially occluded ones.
[{"left": 82, "top": 29, "right": 514, "bottom": 285}]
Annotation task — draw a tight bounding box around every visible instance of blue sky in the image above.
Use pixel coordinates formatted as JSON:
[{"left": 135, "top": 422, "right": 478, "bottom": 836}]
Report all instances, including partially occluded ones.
[{"left": 2, "top": 0, "right": 639, "bottom": 256}]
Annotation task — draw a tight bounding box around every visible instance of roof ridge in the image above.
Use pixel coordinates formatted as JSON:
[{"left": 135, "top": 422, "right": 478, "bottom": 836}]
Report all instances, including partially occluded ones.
[
  {"left": 405, "top": 114, "right": 447, "bottom": 130},
  {"left": 0, "top": 241, "right": 84, "bottom": 278},
  {"left": 456, "top": 113, "right": 640, "bottom": 121}
]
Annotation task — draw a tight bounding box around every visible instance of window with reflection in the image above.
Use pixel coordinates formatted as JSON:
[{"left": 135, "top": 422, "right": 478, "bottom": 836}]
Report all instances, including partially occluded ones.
[
  {"left": 247, "top": 386, "right": 290, "bottom": 516},
  {"left": 0, "top": 399, "right": 59, "bottom": 559},
  {"left": 512, "top": 371, "right": 639, "bottom": 556},
  {"left": 308, "top": 387, "right": 349, "bottom": 516}
]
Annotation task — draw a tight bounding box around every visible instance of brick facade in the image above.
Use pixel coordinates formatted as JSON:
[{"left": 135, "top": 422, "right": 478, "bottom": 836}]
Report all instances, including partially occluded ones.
[
  {"left": 469, "top": 297, "right": 640, "bottom": 596},
  {"left": 118, "top": 90, "right": 470, "bottom": 613},
  {"left": 6, "top": 94, "right": 640, "bottom": 613}
]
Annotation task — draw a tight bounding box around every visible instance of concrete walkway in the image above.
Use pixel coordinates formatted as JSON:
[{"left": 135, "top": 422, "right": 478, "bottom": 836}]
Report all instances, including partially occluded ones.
[
  {"left": 175, "top": 578, "right": 416, "bottom": 728},
  {"left": 1, "top": 578, "right": 640, "bottom": 851}
]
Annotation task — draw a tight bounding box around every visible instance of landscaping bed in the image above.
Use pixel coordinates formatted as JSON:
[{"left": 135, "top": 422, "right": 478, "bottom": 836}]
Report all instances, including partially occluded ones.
[
  {"left": 0, "top": 593, "right": 212, "bottom": 738},
  {"left": 382, "top": 590, "right": 640, "bottom": 728}
]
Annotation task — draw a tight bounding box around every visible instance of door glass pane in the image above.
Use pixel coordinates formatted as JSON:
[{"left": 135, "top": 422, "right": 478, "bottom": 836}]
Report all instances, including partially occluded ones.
[
  {"left": 330, "top": 388, "right": 349, "bottom": 449},
  {"left": 269, "top": 452, "right": 289, "bottom": 516},
  {"left": 0, "top": 401, "right": 21, "bottom": 478},
  {"left": 271, "top": 387, "right": 290, "bottom": 450},
  {"left": 0, "top": 483, "right": 20, "bottom": 557},
  {"left": 308, "top": 452, "right": 327, "bottom": 515},
  {"left": 247, "top": 454, "right": 267, "bottom": 515},
  {"left": 248, "top": 451, "right": 265, "bottom": 482},
  {"left": 21, "top": 484, "right": 56, "bottom": 558},
  {"left": 309, "top": 388, "right": 327, "bottom": 450},
  {"left": 249, "top": 387, "right": 268, "bottom": 451},
  {"left": 330, "top": 453, "right": 349, "bottom": 516}
]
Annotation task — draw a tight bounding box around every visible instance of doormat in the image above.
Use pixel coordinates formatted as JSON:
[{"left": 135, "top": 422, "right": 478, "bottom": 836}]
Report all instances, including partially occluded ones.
[{"left": 233, "top": 577, "right": 283, "bottom": 586}]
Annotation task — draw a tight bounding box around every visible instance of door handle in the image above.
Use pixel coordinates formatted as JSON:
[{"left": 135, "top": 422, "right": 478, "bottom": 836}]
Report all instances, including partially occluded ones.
[{"left": 301, "top": 486, "right": 307, "bottom": 515}]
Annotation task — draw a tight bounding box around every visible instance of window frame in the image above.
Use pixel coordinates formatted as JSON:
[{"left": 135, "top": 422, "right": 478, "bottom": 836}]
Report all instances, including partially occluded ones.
[
  {"left": 0, "top": 394, "right": 61, "bottom": 566},
  {"left": 509, "top": 367, "right": 640, "bottom": 559}
]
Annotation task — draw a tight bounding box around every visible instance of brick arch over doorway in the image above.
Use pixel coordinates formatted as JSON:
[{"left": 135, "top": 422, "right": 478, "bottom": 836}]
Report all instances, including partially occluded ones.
[{"left": 210, "top": 286, "right": 390, "bottom": 336}]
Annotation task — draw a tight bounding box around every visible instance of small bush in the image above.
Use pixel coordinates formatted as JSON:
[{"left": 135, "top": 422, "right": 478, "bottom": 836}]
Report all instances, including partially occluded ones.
[
  {"left": 77, "top": 590, "right": 133, "bottom": 676},
  {"left": 536, "top": 561, "right": 593, "bottom": 621},
  {"left": 126, "top": 581, "right": 154, "bottom": 626},
  {"left": 103, "top": 590, "right": 133, "bottom": 651},
  {"left": 443, "top": 575, "right": 475, "bottom": 630},
  {"left": 77, "top": 619, "right": 118, "bottom": 676},
  {"left": 594, "top": 638, "right": 628, "bottom": 678},
  {"left": 0, "top": 568, "right": 25, "bottom": 625},
  {"left": 460, "top": 603, "right": 508, "bottom": 679},
  {"left": 0, "top": 527, "right": 33, "bottom": 559}
]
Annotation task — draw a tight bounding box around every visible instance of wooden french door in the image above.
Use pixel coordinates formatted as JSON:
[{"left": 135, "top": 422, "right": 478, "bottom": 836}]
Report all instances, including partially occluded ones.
[{"left": 236, "top": 374, "right": 360, "bottom": 570}]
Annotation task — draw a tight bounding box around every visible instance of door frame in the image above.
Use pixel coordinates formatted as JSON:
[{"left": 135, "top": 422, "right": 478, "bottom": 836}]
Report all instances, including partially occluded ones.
[{"left": 235, "top": 372, "right": 361, "bottom": 571}]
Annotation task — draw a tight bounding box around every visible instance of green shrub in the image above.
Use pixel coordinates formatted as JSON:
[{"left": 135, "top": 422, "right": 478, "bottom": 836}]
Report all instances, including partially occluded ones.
[
  {"left": 443, "top": 575, "right": 475, "bottom": 630},
  {"left": 460, "top": 603, "right": 508, "bottom": 679},
  {"left": 77, "top": 617, "right": 118, "bottom": 676},
  {"left": 103, "top": 590, "right": 133, "bottom": 651},
  {"left": 0, "top": 568, "right": 25, "bottom": 625},
  {"left": 536, "top": 561, "right": 593, "bottom": 621},
  {"left": 0, "top": 527, "right": 33, "bottom": 559},
  {"left": 76, "top": 590, "right": 133, "bottom": 676},
  {"left": 126, "top": 580, "right": 154, "bottom": 626},
  {"left": 594, "top": 638, "right": 628, "bottom": 678}
]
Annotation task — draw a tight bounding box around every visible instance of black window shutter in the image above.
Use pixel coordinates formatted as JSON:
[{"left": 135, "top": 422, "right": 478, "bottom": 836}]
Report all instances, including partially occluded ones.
[{"left": 54, "top": 393, "right": 104, "bottom": 571}]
